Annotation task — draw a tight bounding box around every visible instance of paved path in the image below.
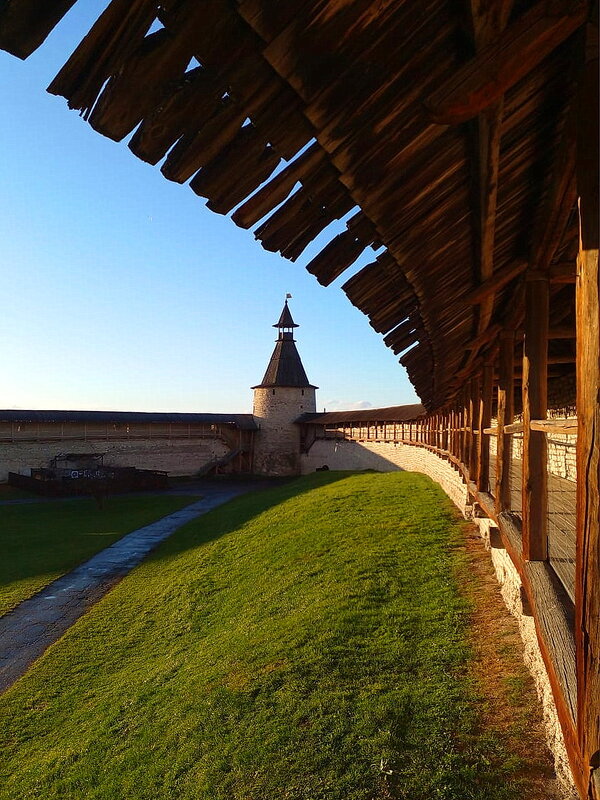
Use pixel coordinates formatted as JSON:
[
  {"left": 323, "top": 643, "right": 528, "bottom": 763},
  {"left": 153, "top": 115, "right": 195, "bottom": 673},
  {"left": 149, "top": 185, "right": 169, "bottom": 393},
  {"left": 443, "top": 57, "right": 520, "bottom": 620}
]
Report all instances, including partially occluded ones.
[{"left": 0, "top": 481, "right": 266, "bottom": 693}]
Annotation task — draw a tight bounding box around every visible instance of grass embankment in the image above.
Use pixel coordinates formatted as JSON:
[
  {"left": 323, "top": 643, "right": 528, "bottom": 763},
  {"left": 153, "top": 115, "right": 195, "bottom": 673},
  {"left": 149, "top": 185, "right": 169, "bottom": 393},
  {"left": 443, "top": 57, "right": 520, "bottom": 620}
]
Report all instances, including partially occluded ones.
[
  {"left": 0, "top": 494, "right": 200, "bottom": 614},
  {"left": 0, "top": 472, "right": 551, "bottom": 799}
]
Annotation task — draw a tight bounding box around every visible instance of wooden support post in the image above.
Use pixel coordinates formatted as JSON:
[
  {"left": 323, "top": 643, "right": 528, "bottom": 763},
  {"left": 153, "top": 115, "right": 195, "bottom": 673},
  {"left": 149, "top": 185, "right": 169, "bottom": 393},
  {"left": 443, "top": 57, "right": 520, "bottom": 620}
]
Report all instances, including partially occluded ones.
[
  {"left": 469, "top": 377, "right": 480, "bottom": 481},
  {"left": 462, "top": 387, "right": 470, "bottom": 468},
  {"left": 522, "top": 272, "right": 549, "bottom": 561},
  {"left": 477, "top": 364, "right": 493, "bottom": 491},
  {"left": 454, "top": 405, "right": 460, "bottom": 457},
  {"left": 575, "top": 30, "right": 600, "bottom": 800},
  {"left": 496, "top": 330, "right": 515, "bottom": 513}
]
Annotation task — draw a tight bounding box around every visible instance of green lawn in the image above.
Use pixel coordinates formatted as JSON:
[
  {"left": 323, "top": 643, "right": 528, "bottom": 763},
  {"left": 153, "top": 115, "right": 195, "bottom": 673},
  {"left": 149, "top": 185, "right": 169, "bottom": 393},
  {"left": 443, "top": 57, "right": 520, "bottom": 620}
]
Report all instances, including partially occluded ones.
[
  {"left": 0, "top": 473, "right": 534, "bottom": 799},
  {"left": 0, "top": 494, "right": 200, "bottom": 614}
]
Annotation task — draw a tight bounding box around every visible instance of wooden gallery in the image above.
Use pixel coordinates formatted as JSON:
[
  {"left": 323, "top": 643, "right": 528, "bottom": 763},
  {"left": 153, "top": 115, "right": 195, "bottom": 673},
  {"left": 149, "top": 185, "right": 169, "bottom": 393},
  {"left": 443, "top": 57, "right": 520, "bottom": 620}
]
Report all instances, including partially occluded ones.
[{"left": 0, "top": 0, "right": 598, "bottom": 796}]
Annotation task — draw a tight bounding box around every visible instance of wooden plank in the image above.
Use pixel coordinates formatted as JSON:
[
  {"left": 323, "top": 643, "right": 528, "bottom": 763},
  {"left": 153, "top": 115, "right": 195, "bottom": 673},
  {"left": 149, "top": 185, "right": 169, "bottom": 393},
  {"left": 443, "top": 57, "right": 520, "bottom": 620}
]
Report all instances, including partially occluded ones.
[
  {"left": 496, "top": 330, "right": 515, "bottom": 514},
  {"left": 0, "top": 0, "right": 76, "bottom": 59},
  {"left": 161, "top": 100, "right": 247, "bottom": 184},
  {"left": 189, "top": 124, "right": 280, "bottom": 214},
  {"left": 425, "top": 0, "right": 588, "bottom": 124},
  {"left": 86, "top": 26, "right": 193, "bottom": 141},
  {"left": 128, "top": 65, "right": 223, "bottom": 165},
  {"left": 477, "top": 364, "right": 493, "bottom": 491},
  {"left": 232, "top": 143, "right": 325, "bottom": 229},
  {"left": 48, "top": 0, "right": 158, "bottom": 117},
  {"left": 522, "top": 273, "right": 549, "bottom": 561},
  {"left": 383, "top": 320, "right": 419, "bottom": 356},
  {"left": 575, "top": 35, "right": 600, "bottom": 799},
  {"left": 306, "top": 211, "right": 377, "bottom": 286}
]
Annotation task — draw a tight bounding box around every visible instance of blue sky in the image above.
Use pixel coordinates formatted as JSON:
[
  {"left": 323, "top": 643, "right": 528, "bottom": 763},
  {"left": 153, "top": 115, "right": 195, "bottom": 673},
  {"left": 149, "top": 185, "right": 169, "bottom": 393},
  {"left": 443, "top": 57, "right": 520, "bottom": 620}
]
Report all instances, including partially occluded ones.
[{"left": 0, "top": 2, "right": 418, "bottom": 414}]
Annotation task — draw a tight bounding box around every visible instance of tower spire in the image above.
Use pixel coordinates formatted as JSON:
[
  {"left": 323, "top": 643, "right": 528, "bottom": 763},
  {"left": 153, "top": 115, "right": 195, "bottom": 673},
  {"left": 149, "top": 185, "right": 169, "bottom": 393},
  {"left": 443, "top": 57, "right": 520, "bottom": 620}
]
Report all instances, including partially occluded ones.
[
  {"left": 273, "top": 298, "right": 298, "bottom": 336},
  {"left": 253, "top": 300, "right": 316, "bottom": 389}
]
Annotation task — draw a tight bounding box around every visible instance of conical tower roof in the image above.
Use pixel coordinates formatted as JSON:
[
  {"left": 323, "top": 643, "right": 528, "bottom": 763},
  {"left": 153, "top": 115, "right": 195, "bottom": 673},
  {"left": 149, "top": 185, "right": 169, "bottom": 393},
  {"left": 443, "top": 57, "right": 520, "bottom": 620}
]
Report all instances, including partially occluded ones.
[{"left": 252, "top": 301, "right": 317, "bottom": 389}]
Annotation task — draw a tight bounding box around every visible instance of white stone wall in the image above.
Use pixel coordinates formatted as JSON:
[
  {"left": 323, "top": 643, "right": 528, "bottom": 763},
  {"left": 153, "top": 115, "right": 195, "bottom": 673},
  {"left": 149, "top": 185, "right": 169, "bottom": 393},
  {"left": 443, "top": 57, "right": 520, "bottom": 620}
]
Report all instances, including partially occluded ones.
[
  {"left": 0, "top": 438, "right": 229, "bottom": 481},
  {"left": 253, "top": 386, "right": 316, "bottom": 475},
  {"left": 301, "top": 439, "right": 470, "bottom": 514}
]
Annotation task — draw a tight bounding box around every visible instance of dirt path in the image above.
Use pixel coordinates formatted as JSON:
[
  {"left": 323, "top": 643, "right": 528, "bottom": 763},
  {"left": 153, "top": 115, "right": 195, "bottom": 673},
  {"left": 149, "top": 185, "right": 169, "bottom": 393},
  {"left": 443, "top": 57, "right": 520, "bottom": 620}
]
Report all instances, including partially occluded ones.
[{"left": 458, "top": 521, "right": 571, "bottom": 800}]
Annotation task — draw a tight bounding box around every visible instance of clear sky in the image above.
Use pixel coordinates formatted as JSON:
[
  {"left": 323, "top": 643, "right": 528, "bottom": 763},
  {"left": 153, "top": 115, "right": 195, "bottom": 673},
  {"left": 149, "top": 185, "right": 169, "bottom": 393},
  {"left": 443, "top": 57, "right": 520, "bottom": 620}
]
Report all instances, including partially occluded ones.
[{"left": 0, "top": 2, "right": 419, "bottom": 414}]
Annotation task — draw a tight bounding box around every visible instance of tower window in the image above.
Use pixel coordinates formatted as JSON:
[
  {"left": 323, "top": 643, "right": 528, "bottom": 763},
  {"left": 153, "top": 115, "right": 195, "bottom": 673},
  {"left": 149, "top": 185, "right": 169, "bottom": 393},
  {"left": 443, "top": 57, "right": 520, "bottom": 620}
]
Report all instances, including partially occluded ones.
[
  {"left": 272, "top": 389, "right": 275, "bottom": 395},
  {"left": 301, "top": 389, "right": 304, "bottom": 395}
]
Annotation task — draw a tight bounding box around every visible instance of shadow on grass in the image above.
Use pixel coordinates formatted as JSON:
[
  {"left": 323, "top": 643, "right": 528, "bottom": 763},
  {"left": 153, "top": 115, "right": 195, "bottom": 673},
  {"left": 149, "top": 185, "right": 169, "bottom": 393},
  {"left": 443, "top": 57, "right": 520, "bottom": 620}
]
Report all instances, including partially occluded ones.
[
  {"left": 149, "top": 470, "right": 361, "bottom": 562},
  {"left": 0, "top": 494, "right": 203, "bottom": 610},
  {"left": 0, "top": 473, "right": 354, "bottom": 605}
]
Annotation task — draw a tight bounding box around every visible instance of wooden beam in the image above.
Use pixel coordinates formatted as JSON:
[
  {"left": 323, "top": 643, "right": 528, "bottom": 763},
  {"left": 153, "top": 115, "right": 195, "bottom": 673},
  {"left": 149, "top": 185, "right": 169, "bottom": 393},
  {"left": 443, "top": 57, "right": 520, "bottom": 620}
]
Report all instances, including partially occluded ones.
[
  {"left": 550, "top": 326, "right": 576, "bottom": 339},
  {"left": 464, "top": 323, "right": 503, "bottom": 353},
  {"left": 574, "top": 29, "right": 600, "bottom": 799},
  {"left": 548, "top": 354, "right": 576, "bottom": 364},
  {"left": 522, "top": 273, "right": 549, "bottom": 561},
  {"left": 477, "top": 364, "right": 493, "bottom": 491},
  {"left": 530, "top": 418, "right": 577, "bottom": 433},
  {"left": 550, "top": 261, "right": 578, "bottom": 283},
  {"left": 468, "top": 1, "right": 515, "bottom": 334},
  {"left": 496, "top": 330, "right": 515, "bottom": 513},
  {"left": 465, "top": 261, "right": 528, "bottom": 304},
  {"left": 504, "top": 422, "right": 524, "bottom": 434},
  {"left": 425, "top": 0, "right": 588, "bottom": 124}
]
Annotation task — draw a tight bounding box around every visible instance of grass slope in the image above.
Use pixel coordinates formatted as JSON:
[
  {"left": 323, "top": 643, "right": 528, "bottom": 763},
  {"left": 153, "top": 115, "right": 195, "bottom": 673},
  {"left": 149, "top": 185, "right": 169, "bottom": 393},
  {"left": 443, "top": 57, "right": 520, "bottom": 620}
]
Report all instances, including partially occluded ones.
[
  {"left": 0, "top": 473, "right": 529, "bottom": 799},
  {"left": 0, "top": 494, "right": 200, "bottom": 613}
]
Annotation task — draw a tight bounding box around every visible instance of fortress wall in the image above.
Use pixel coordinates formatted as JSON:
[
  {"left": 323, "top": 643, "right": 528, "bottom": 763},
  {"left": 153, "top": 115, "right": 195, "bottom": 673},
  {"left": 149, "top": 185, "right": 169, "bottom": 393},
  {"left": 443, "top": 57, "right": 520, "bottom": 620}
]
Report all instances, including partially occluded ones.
[
  {"left": 300, "top": 439, "right": 470, "bottom": 514},
  {"left": 0, "top": 438, "right": 229, "bottom": 482}
]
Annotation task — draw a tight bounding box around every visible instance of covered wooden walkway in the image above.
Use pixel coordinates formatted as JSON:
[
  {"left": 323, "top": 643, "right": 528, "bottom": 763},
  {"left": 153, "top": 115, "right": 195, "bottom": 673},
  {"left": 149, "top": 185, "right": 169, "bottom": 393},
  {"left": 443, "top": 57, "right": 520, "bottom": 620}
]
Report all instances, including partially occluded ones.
[{"left": 0, "top": 1, "right": 597, "bottom": 795}]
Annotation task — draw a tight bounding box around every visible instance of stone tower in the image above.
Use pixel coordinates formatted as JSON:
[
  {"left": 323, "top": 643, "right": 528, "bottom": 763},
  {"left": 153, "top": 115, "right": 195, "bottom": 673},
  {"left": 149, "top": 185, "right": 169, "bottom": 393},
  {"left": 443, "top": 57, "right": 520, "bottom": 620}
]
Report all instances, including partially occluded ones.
[{"left": 252, "top": 301, "right": 317, "bottom": 475}]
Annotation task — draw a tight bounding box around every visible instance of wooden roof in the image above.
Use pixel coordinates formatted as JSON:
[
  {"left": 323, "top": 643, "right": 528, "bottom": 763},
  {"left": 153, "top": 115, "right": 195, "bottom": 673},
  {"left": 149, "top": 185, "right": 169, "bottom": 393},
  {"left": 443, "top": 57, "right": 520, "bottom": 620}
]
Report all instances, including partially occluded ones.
[
  {"left": 253, "top": 333, "right": 317, "bottom": 389},
  {"left": 297, "top": 404, "right": 425, "bottom": 424},
  {"left": 0, "top": 409, "right": 259, "bottom": 430},
  {"left": 0, "top": 0, "right": 588, "bottom": 409}
]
